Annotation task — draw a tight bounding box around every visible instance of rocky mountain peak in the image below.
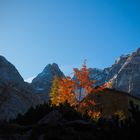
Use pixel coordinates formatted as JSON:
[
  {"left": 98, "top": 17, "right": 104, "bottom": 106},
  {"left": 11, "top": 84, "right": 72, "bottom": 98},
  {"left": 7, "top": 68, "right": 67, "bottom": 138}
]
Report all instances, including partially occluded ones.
[
  {"left": 104, "top": 54, "right": 130, "bottom": 82},
  {"left": 42, "top": 63, "right": 63, "bottom": 78},
  {"left": 33, "top": 63, "right": 64, "bottom": 83},
  {"left": 0, "top": 55, "right": 10, "bottom": 65},
  {"left": 0, "top": 56, "right": 24, "bottom": 86},
  {"left": 31, "top": 63, "right": 64, "bottom": 101},
  {"left": 112, "top": 48, "right": 140, "bottom": 97},
  {"left": 115, "top": 54, "right": 130, "bottom": 64},
  {"left": 89, "top": 48, "right": 140, "bottom": 98}
]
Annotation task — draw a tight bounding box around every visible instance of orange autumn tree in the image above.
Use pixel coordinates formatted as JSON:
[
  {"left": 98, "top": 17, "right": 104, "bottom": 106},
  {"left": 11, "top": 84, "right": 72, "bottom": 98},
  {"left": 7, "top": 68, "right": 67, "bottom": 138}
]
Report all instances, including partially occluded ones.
[
  {"left": 50, "top": 61, "right": 107, "bottom": 118},
  {"left": 50, "top": 76, "right": 77, "bottom": 107},
  {"left": 73, "top": 61, "right": 94, "bottom": 108},
  {"left": 59, "top": 76, "right": 77, "bottom": 106},
  {"left": 73, "top": 61, "right": 101, "bottom": 118}
]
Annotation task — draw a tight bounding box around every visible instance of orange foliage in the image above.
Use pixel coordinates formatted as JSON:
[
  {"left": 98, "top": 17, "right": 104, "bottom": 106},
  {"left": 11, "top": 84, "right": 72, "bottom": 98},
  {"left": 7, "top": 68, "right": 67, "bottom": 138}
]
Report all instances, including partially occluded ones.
[
  {"left": 87, "top": 110, "right": 101, "bottom": 119},
  {"left": 59, "top": 77, "right": 77, "bottom": 106},
  {"left": 50, "top": 61, "right": 108, "bottom": 119},
  {"left": 73, "top": 61, "right": 95, "bottom": 102}
]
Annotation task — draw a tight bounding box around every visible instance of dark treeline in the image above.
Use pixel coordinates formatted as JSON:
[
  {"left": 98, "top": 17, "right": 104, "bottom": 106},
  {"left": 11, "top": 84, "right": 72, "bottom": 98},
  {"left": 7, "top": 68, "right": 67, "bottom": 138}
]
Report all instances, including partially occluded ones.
[{"left": 0, "top": 101, "right": 140, "bottom": 140}]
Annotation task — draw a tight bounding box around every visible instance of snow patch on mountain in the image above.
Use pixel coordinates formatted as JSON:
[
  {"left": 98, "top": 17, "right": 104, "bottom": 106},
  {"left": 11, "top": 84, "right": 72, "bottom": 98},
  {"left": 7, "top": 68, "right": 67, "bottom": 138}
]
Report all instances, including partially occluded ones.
[{"left": 25, "top": 76, "right": 36, "bottom": 83}]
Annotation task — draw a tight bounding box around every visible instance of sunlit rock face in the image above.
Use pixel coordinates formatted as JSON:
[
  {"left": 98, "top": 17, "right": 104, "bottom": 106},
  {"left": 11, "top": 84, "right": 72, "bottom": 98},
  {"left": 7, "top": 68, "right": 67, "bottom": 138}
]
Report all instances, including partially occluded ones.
[
  {"left": 105, "top": 54, "right": 130, "bottom": 81},
  {"left": 31, "top": 63, "right": 64, "bottom": 102},
  {"left": 89, "top": 55, "right": 130, "bottom": 86},
  {"left": 89, "top": 48, "right": 140, "bottom": 98},
  {"left": 0, "top": 56, "right": 39, "bottom": 121},
  {"left": 112, "top": 48, "right": 140, "bottom": 98}
]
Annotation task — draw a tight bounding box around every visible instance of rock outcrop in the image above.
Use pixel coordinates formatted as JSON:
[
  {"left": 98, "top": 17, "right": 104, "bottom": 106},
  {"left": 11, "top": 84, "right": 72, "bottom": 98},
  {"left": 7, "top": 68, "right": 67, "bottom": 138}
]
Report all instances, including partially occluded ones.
[
  {"left": 88, "top": 54, "right": 129, "bottom": 87},
  {"left": 112, "top": 48, "right": 140, "bottom": 97},
  {"left": 89, "top": 68, "right": 108, "bottom": 86},
  {"left": 0, "top": 56, "right": 39, "bottom": 120},
  {"left": 88, "top": 48, "right": 140, "bottom": 98},
  {"left": 105, "top": 54, "right": 130, "bottom": 81},
  {"left": 31, "top": 63, "right": 64, "bottom": 102}
]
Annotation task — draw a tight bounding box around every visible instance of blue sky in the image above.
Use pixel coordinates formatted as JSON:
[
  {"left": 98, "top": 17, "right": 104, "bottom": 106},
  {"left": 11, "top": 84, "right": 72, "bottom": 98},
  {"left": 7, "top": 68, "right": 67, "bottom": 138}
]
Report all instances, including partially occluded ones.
[{"left": 0, "top": 0, "right": 140, "bottom": 80}]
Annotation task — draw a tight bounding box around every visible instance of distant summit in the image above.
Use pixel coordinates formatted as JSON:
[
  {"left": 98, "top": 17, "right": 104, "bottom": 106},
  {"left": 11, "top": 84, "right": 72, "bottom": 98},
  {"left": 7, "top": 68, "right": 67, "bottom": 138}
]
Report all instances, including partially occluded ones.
[{"left": 31, "top": 63, "right": 64, "bottom": 102}]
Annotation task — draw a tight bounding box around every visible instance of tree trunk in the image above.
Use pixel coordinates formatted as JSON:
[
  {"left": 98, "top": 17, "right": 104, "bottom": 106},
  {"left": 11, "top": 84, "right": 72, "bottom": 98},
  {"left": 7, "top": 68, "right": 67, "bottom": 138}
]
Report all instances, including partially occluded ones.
[{"left": 78, "top": 87, "right": 82, "bottom": 111}]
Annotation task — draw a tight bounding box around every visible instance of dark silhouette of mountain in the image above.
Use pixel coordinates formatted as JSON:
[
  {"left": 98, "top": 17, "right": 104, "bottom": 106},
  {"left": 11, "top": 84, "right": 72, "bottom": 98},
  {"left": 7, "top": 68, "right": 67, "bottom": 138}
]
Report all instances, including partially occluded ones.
[{"left": 0, "top": 56, "right": 40, "bottom": 120}]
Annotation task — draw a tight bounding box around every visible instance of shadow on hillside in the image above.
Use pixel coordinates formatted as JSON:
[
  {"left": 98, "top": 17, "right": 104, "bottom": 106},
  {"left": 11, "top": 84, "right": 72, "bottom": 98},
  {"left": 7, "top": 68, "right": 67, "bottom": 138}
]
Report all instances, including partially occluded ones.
[{"left": 0, "top": 101, "right": 140, "bottom": 140}]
